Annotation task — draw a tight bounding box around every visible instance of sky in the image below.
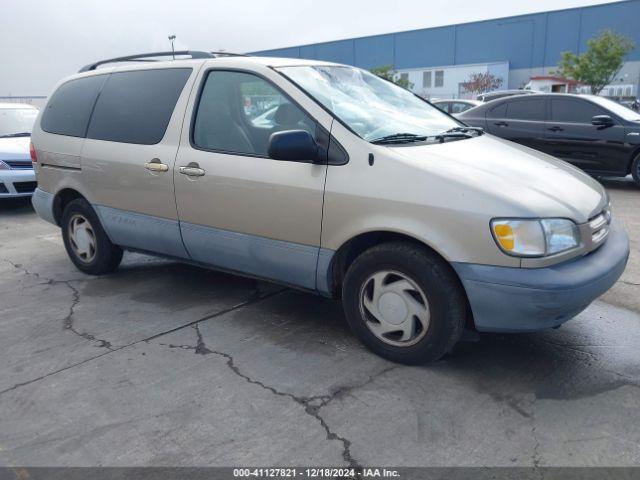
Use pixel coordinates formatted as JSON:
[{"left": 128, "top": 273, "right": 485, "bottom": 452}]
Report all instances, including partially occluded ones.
[{"left": 0, "top": 0, "right": 619, "bottom": 95}]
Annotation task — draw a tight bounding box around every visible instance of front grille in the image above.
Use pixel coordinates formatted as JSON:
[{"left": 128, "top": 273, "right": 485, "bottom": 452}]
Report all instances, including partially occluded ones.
[
  {"left": 14, "top": 181, "right": 37, "bottom": 193},
  {"left": 0, "top": 183, "right": 7, "bottom": 193},
  {"left": 4, "top": 160, "right": 33, "bottom": 170}
]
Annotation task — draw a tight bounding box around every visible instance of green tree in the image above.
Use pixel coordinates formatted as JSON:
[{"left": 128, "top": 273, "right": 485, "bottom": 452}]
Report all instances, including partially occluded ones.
[
  {"left": 370, "top": 65, "right": 414, "bottom": 90},
  {"left": 555, "top": 30, "right": 635, "bottom": 95}
]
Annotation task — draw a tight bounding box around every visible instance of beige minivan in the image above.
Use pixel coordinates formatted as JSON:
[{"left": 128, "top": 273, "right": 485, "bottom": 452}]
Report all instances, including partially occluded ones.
[{"left": 31, "top": 51, "right": 629, "bottom": 364}]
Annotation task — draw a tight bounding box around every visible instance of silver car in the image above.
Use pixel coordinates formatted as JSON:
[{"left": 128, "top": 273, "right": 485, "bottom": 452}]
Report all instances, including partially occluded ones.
[{"left": 0, "top": 103, "right": 38, "bottom": 198}]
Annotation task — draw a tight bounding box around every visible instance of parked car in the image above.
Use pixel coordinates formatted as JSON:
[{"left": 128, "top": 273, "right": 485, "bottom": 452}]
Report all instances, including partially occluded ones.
[
  {"left": 432, "top": 99, "right": 482, "bottom": 115},
  {"left": 0, "top": 103, "right": 38, "bottom": 198},
  {"left": 458, "top": 93, "right": 640, "bottom": 186},
  {"left": 476, "top": 89, "right": 539, "bottom": 102},
  {"left": 31, "top": 52, "right": 628, "bottom": 364}
]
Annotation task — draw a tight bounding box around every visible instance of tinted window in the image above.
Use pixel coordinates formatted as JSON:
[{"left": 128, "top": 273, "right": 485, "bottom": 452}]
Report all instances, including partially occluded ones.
[
  {"left": 550, "top": 98, "right": 604, "bottom": 123},
  {"left": 86, "top": 68, "right": 191, "bottom": 144},
  {"left": 506, "top": 98, "right": 545, "bottom": 121},
  {"left": 41, "top": 75, "right": 106, "bottom": 137},
  {"left": 487, "top": 102, "right": 507, "bottom": 119},
  {"left": 193, "top": 71, "right": 315, "bottom": 156}
]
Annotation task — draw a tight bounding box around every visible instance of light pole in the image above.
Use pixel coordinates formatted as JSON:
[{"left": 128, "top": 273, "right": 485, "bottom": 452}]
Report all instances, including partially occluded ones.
[{"left": 168, "top": 35, "right": 176, "bottom": 59}]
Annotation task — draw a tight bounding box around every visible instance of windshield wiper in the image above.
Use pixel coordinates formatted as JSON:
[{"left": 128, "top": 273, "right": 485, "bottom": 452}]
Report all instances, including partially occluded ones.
[
  {"left": 371, "top": 133, "right": 428, "bottom": 145},
  {"left": 444, "top": 126, "right": 484, "bottom": 136},
  {"left": 0, "top": 132, "right": 31, "bottom": 138}
]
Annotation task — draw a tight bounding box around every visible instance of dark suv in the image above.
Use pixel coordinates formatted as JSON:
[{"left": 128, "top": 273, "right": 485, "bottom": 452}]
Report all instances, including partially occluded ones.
[{"left": 458, "top": 93, "right": 640, "bottom": 186}]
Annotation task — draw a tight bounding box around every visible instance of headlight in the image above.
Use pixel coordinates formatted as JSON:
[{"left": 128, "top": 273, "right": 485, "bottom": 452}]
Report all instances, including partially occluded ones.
[
  {"left": 0, "top": 161, "right": 9, "bottom": 170},
  {"left": 491, "top": 218, "right": 580, "bottom": 257}
]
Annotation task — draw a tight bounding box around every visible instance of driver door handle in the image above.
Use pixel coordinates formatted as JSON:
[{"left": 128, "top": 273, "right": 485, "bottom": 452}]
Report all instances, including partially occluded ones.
[
  {"left": 494, "top": 121, "right": 508, "bottom": 127},
  {"left": 145, "top": 159, "right": 169, "bottom": 172},
  {"left": 547, "top": 126, "right": 564, "bottom": 132},
  {"left": 179, "top": 162, "right": 206, "bottom": 177}
]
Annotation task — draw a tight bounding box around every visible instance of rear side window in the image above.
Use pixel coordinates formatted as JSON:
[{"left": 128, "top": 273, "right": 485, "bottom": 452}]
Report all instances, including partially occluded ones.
[
  {"left": 550, "top": 98, "right": 604, "bottom": 124},
  {"left": 41, "top": 75, "right": 106, "bottom": 137},
  {"left": 506, "top": 99, "right": 546, "bottom": 121},
  {"left": 87, "top": 68, "right": 192, "bottom": 145}
]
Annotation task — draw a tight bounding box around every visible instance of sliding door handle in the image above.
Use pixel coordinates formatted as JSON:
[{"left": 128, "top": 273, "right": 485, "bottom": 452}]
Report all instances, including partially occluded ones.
[
  {"left": 145, "top": 159, "right": 169, "bottom": 172},
  {"left": 179, "top": 162, "right": 205, "bottom": 177}
]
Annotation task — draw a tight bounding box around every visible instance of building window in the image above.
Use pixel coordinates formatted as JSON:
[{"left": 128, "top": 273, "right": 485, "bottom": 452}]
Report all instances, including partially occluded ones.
[
  {"left": 435, "top": 70, "right": 444, "bottom": 88},
  {"left": 400, "top": 73, "right": 409, "bottom": 84},
  {"left": 423, "top": 71, "right": 432, "bottom": 88}
]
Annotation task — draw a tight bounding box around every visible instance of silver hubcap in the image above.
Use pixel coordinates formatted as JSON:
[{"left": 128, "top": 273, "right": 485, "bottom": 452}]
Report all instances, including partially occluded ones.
[
  {"left": 359, "top": 270, "right": 430, "bottom": 347},
  {"left": 68, "top": 214, "right": 97, "bottom": 263}
]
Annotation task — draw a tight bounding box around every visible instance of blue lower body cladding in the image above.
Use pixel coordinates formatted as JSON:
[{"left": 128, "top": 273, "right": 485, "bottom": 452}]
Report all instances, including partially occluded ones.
[{"left": 453, "top": 220, "right": 629, "bottom": 332}]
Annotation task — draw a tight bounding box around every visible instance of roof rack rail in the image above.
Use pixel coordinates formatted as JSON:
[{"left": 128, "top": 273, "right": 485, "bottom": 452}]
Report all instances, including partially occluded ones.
[{"left": 78, "top": 50, "right": 246, "bottom": 73}]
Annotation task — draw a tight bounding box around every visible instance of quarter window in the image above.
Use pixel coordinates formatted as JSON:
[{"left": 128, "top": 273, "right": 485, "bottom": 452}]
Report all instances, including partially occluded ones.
[
  {"left": 193, "top": 71, "right": 315, "bottom": 156},
  {"left": 86, "top": 68, "right": 191, "bottom": 145},
  {"left": 41, "top": 75, "right": 106, "bottom": 137},
  {"left": 506, "top": 99, "right": 545, "bottom": 121}
]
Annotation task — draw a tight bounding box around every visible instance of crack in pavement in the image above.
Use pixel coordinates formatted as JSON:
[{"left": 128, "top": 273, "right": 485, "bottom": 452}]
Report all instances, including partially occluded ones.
[
  {"left": 159, "top": 324, "right": 397, "bottom": 470},
  {"left": 0, "top": 274, "right": 286, "bottom": 396},
  {"left": 2, "top": 258, "right": 114, "bottom": 350}
]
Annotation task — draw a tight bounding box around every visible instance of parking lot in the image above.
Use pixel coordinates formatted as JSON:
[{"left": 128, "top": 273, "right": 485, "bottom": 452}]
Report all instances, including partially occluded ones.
[{"left": 0, "top": 177, "right": 638, "bottom": 468}]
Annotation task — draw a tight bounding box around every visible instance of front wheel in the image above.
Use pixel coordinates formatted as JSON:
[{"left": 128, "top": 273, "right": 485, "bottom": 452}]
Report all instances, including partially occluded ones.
[
  {"left": 61, "top": 198, "right": 123, "bottom": 275},
  {"left": 342, "top": 242, "right": 467, "bottom": 365}
]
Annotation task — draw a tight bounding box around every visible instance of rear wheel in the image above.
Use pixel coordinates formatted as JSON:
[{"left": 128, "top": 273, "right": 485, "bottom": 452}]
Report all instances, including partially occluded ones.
[
  {"left": 342, "top": 242, "right": 466, "bottom": 365},
  {"left": 61, "top": 198, "right": 122, "bottom": 275},
  {"left": 632, "top": 153, "right": 640, "bottom": 188}
]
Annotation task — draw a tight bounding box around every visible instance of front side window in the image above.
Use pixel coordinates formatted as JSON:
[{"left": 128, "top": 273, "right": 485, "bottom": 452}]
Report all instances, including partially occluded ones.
[
  {"left": 550, "top": 98, "right": 603, "bottom": 124},
  {"left": 506, "top": 98, "right": 545, "bottom": 121},
  {"left": 86, "top": 68, "right": 192, "bottom": 145},
  {"left": 193, "top": 71, "right": 315, "bottom": 156},
  {"left": 0, "top": 108, "right": 38, "bottom": 137},
  {"left": 278, "top": 65, "right": 459, "bottom": 142}
]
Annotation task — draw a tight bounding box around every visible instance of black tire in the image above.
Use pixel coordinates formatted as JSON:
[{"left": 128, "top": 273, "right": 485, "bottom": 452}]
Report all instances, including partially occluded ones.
[
  {"left": 342, "top": 242, "right": 466, "bottom": 365},
  {"left": 632, "top": 154, "right": 640, "bottom": 188},
  {"left": 61, "top": 198, "right": 123, "bottom": 275}
]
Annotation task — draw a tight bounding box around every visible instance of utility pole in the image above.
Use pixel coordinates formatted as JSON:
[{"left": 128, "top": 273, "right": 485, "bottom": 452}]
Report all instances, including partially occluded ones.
[{"left": 168, "top": 35, "right": 176, "bottom": 59}]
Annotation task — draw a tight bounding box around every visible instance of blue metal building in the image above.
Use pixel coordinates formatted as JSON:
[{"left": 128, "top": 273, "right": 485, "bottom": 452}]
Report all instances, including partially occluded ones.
[{"left": 253, "top": 0, "right": 640, "bottom": 98}]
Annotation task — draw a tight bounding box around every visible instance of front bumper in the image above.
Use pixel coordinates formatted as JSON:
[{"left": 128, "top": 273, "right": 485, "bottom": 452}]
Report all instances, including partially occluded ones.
[
  {"left": 453, "top": 219, "right": 629, "bottom": 332},
  {"left": 0, "top": 169, "right": 37, "bottom": 197}
]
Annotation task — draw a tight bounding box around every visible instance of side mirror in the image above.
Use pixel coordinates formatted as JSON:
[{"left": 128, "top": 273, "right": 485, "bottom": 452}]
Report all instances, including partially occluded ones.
[
  {"left": 268, "top": 130, "right": 319, "bottom": 162},
  {"left": 592, "top": 115, "right": 614, "bottom": 127}
]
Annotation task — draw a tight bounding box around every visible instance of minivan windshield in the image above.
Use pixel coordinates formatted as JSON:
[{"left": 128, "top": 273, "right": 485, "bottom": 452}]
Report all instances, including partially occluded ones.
[
  {"left": 278, "top": 65, "right": 462, "bottom": 143},
  {"left": 584, "top": 95, "right": 640, "bottom": 122},
  {"left": 0, "top": 108, "right": 38, "bottom": 137}
]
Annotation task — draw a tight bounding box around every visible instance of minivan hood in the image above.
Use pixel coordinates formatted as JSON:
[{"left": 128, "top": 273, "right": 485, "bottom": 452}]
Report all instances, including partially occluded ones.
[
  {"left": 390, "top": 134, "right": 607, "bottom": 223},
  {"left": 0, "top": 136, "right": 31, "bottom": 161}
]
